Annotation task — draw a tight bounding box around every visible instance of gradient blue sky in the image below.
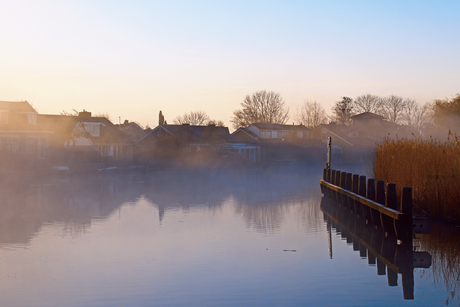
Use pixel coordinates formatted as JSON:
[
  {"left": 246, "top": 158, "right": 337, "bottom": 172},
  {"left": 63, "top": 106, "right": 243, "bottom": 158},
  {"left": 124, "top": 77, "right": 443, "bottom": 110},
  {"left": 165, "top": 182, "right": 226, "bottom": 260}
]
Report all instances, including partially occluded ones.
[{"left": 1, "top": 0, "right": 459, "bottom": 129}]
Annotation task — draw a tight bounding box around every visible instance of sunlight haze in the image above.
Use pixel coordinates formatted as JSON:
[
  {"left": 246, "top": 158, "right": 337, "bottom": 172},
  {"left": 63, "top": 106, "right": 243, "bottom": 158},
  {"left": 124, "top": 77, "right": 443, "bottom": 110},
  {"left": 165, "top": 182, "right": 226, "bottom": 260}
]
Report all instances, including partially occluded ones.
[{"left": 1, "top": 0, "right": 459, "bottom": 129}]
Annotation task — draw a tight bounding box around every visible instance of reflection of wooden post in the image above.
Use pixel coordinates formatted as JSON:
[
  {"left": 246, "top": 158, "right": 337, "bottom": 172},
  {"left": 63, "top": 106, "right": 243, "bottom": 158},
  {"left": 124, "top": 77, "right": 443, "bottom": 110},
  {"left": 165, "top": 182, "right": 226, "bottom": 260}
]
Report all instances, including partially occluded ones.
[
  {"left": 368, "top": 251, "right": 376, "bottom": 265},
  {"left": 387, "top": 268, "right": 398, "bottom": 286},
  {"left": 377, "top": 258, "right": 386, "bottom": 275}
]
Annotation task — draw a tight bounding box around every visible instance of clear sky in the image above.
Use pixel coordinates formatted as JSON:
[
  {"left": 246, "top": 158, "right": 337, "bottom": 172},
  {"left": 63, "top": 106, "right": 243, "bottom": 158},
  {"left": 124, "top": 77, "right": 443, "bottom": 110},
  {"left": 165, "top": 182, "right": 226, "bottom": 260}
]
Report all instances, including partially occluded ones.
[{"left": 1, "top": 0, "right": 459, "bottom": 129}]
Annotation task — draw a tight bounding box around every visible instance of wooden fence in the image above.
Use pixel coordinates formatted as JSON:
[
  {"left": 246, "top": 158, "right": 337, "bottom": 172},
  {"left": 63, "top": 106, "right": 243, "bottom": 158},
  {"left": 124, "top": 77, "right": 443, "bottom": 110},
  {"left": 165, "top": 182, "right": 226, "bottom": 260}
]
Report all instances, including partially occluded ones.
[{"left": 320, "top": 168, "right": 413, "bottom": 241}]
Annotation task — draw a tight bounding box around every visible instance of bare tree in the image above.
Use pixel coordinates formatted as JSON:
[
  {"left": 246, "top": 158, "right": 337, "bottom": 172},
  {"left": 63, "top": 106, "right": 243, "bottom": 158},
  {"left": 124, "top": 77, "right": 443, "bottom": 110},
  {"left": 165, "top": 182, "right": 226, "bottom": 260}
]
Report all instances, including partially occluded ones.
[
  {"left": 173, "top": 111, "right": 210, "bottom": 125},
  {"left": 331, "top": 97, "right": 354, "bottom": 126},
  {"left": 206, "top": 119, "right": 225, "bottom": 127},
  {"left": 231, "top": 90, "right": 289, "bottom": 130},
  {"left": 353, "top": 94, "right": 384, "bottom": 115},
  {"left": 93, "top": 112, "right": 112, "bottom": 121},
  {"left": 382, "top": 95, "right": 406, "bottom": 124},
  {"left": 295, "top": 100, "right": 328, "bottom": 129},
  {"left": 60, "top": 109, "right": 79, "bottom": 116}
]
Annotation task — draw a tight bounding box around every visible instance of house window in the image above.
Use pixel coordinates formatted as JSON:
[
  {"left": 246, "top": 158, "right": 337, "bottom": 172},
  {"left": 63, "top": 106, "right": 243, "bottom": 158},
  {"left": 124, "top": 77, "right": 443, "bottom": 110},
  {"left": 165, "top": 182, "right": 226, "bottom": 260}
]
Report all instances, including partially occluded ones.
[
  {"left": 83, "top": 123, "right": 101, "bottom": 137},
  {"left": 277, "top": 131, "right": 287, "bottom": 138},
  {"left": 0, "top": 137, "right": 19, "bottom": 153},
  {"left": 0, "top": 111, "right": 8, "bottom": 124},
  {"left": 26, "top": 114, "right": 37, "bottom": 124},
  {"left": 349, "top": 131, "right": 358, "bottom": 138},
  {"left": 260, "top": 131, "right": 271, "bottom": 138}
]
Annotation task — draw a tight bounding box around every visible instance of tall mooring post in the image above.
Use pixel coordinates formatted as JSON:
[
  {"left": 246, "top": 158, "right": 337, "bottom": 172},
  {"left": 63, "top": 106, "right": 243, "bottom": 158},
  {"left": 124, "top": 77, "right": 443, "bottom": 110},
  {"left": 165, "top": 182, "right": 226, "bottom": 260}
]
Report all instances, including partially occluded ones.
[{"left": 326, "top": 137, "right": 331, "bottom": 169}]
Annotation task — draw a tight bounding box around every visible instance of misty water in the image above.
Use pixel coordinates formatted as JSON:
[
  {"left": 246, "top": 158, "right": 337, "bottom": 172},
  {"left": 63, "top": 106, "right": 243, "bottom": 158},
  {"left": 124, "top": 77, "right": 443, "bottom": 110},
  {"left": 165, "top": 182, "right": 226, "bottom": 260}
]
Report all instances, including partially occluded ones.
[{"left": 0, "top": 167, "right": 458, "bottom": 306}]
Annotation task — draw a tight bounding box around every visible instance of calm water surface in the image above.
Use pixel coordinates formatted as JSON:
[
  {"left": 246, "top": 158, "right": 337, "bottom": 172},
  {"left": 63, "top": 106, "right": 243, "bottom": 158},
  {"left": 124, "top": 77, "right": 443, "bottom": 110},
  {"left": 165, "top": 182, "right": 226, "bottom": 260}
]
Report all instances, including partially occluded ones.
[{"left": 0, "top": 167, "right": 458, "bottom": 306}]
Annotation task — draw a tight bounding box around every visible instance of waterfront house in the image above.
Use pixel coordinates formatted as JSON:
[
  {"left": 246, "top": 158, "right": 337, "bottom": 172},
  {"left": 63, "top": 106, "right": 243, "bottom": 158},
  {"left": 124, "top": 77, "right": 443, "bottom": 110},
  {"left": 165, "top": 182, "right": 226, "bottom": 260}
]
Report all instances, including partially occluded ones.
[{"left": 0, "top": 101, "right": 54, "bottom": 169}]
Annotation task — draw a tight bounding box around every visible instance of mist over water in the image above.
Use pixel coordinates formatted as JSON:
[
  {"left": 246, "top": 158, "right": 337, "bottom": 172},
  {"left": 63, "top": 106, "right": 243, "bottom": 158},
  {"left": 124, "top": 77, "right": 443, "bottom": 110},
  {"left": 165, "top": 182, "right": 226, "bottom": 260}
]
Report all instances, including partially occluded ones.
[{"left": 0, "top": 166, "right": 458, "bottom": 306}]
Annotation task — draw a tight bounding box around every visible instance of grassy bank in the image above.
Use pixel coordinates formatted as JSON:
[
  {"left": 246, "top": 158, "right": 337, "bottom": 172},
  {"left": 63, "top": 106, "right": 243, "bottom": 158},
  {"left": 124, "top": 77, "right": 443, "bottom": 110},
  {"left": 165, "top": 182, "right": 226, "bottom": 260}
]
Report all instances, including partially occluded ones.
[{"left": 373, "top": 136, "right": 460, "bottom": 223}]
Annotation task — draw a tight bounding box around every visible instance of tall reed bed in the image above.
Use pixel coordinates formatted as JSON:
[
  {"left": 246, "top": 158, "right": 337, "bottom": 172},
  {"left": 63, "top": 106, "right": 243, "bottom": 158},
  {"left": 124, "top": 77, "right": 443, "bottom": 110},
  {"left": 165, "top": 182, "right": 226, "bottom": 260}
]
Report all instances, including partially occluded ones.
[{"left": 374, "top": 135, "right": 460, "bottom": 222}]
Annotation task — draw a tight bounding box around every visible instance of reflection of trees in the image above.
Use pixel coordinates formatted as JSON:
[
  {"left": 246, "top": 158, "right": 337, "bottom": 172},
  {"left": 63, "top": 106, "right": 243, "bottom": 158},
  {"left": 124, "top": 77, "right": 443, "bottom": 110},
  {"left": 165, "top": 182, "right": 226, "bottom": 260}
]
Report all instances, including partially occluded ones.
[
  {"left": 229, "top": 167, "right": 322, "bottom": 233},
  {"left": 0, "top": 176, "right": 138, "bottom": 246},
  {"left": 0, "top": 166, "right": 325, "bottom": 246},
  {"left": 418, "top": 223, "right": 460, "bottom": 305}
]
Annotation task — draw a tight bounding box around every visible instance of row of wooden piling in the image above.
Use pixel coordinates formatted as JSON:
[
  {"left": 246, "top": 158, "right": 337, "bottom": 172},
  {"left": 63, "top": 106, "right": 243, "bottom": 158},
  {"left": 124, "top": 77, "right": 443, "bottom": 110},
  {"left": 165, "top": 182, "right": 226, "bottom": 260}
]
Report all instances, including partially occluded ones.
[
  {"left": 320, "top": 168, "right": 413, "bottom": 241},
  {"left": 320, "top": 196, "right": 431, "bottom": 300}
]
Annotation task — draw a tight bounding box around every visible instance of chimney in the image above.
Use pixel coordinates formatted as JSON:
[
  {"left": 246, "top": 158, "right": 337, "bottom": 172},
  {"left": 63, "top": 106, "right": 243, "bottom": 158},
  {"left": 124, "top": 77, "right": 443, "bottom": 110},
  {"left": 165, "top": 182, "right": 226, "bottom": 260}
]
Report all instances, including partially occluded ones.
[
  {"left": 79, "top": 109, "right": 91, "bottom": 118},
  {"left": 159, "top": 110, "right": 165, "bottom": 125}
]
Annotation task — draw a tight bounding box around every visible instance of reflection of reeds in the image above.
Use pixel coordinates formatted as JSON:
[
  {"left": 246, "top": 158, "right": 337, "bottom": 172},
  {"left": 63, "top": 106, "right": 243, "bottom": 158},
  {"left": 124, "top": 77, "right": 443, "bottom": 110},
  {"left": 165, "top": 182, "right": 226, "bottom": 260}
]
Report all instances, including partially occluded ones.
[
  {"left": 417, "top": 223, "right": 460, "bottom": 305},
  {"left": 374, "top": 136, "right": 460, "bottom": 222}
]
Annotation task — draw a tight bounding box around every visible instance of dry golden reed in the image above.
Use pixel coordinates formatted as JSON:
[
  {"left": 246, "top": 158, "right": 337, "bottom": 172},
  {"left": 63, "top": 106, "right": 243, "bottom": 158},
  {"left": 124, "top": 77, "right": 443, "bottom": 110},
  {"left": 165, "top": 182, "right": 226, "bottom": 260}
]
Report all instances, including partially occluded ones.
[{"left": 374, "top": 133, "right": 460, "bottom": 222}]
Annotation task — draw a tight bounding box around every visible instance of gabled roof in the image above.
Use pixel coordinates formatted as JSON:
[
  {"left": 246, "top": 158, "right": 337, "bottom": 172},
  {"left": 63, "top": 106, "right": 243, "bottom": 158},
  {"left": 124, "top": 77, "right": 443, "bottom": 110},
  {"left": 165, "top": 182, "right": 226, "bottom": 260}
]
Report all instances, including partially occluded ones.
[
  {"left": 314, "top": 124, "right": 355, "bottom": 146},
  {"left": 351, "top": 112, "right": 385, "bottom": 121},
  {"left": 232, "top": 128, "right": 261, "bottom": 143},
  {"left": 0, "top": 101, "right": 37, "bottom": 113},
  {"left": 138, "top": 124, "right": 240, "bottom": 145},
  {"left": 78, "top": 116, "right": 133, "bottom": 145}
]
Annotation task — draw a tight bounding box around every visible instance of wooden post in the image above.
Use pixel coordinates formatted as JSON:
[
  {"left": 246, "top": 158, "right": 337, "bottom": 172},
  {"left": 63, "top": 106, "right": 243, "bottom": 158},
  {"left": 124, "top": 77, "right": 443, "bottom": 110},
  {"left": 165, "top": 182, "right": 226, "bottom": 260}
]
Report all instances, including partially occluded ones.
[
  {"left": 346, "top": 173, "right": 352, "bottom": 209},
  {"left": 386, "top": 183, "right": 397, "bottom": 210},
  {"left": 340, "top": 172, "right": 347, "bottom": 206},
  {"left": 375, "top": 180, "right": 385, "bottom": 230},
  {"left": 399, "top": 187, "right": 413, "bottom": 240},
  {"left": 352, "top": 174, "right": 360, "bottom": 214},
  {"left": 326, "top": 136, "right": 331, "bottom": 169},
  {"left": 359, "top": 175, "right": 368, "bottom": 220},
  {"left": 323, "top": 168, "right": 327, "bottom": 181},
  {"left": 367, "top": 179, "right": 379, "bottom": 226},
  {"left": 335, "top": 171, "right": 342, "bottom": 204}
]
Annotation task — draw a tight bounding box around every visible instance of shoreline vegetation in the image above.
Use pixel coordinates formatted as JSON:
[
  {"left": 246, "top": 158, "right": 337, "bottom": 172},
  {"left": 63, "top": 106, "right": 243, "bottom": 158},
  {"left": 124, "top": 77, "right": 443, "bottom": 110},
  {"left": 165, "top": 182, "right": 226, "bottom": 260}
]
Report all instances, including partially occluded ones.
[{"left": 374, "top": 134, "right": 460, "bottom": 224}]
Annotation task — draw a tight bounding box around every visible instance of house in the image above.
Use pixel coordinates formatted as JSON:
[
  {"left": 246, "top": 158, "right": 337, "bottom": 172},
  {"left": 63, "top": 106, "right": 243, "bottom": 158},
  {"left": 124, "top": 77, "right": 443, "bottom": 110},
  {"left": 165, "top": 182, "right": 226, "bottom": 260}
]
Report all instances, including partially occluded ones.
[
  {"left": 312, "top": 112, "right": 406, "bottom": 163},
  {"left": 244, "top": 123, "right": 311, "bottom": 143},
  {"left": 136, "top": 124, "right": 258, "bottom": 166},
  {"left": 39, "top": 110, "right": 134, "bottom": 168},
  {"left": 232, "top": 123, "right": 322, "bottom": 163},
  {"left": 0, "top": 101, "right": 54, "bottom": 169},
  {"left": 118, "top": 120, "right": 147, "bottom": 143},
  {"left": 70, "top": 111, "right": 134, "bottom": 164}
]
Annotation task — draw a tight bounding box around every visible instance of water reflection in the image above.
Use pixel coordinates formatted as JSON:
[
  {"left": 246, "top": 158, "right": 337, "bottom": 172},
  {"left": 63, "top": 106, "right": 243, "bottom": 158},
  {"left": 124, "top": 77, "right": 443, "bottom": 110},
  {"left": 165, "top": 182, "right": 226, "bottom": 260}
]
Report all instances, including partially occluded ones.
[
  {"left": 321, "top": 196, "right": 432, "bottom": 300},
  {"left": 418, "top": 223, "right": 460, "bottom": 305},
  {"left": 0, "top": 167, "right": 322, "bottom": 247}
]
